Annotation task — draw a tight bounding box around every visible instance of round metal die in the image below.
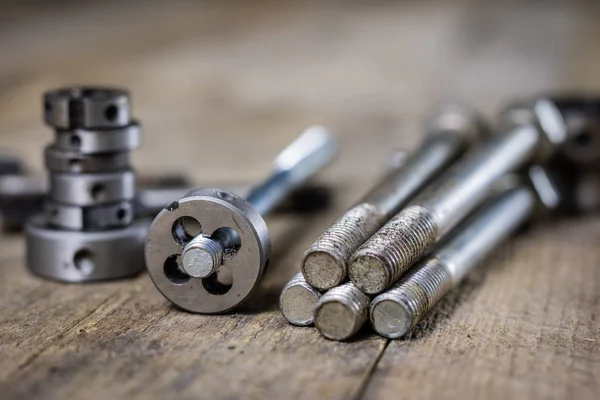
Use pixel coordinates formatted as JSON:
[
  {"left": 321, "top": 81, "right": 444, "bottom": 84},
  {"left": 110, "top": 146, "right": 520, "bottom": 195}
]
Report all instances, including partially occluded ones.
[
  {"left": 145, "top": 188, "right": 270, "bottom": 314},
  {"left": 44, "top": 87, "right": 131, "bottom": 129},
  {"left": 49, "top": 170, "right": 136, "bottom": 206},
  {"left": 54, "top": 122, "right": 142, "bottom": 154},
  {"left": 45, "top": 200, "right": 134, "bottom": 231},
  {"left": 26, "top": 215, "right": 150, "bottom": 282},
  {"left": 44, "top": 145, "right": 130, "bottom": 173}
]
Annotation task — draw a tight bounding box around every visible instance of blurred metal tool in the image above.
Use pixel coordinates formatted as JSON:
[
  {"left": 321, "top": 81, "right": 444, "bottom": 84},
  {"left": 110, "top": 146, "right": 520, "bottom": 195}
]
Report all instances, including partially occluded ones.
[
  {"left": 145, "top": 126, "right": 337, "bottom": 314},
  {"left": 302, "top": 103, "right": 487, "bottom": 291},
  {"left": 348, "top": 99, "right": 567, "bottom": 295}
]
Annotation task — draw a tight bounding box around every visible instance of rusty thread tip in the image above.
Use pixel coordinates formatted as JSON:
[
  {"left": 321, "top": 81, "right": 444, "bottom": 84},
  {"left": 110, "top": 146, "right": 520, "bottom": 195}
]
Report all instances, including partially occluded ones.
[
  {"left": 313, "top": 282, "right": 370, "bottom": 341},
  {"left": 349, "top": 206, "right": 438, "bottom": 295},
  {"left": 302, "top": 204, "right": 386, "bottom": 291},
  {"left": 279, "top": 272, "right": 321, "bottom": 326}
]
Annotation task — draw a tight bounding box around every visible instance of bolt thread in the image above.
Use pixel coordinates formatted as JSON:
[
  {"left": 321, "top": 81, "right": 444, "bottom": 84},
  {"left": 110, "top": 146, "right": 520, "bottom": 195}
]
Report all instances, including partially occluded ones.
[
  {"left": 314, "top": 281, "right": 370, "bottom": 340},
  {"left": 371, "top": 258, "right": 453, "bottom": 338},
  {"left": 349, "top": 205, "right": 438, "bottom": 294},
  {"left": 302, "top": 203, "right": 386, "bottom": 289},
  {"left": 182, "top": 235, "right": 223, "bottom": 278},
  {"left": 279, "top": 272, "right": 322, "bottom": 326}
]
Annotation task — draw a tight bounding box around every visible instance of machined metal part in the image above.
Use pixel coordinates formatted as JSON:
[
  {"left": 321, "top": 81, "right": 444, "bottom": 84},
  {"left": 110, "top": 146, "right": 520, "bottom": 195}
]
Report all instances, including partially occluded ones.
[
  {"left": 45, "top": 200, "right": 133, "bottom": 231},
  {"left": 279, "top": 272, "right": 322, "bottom": 326},
  {"left": 26, "top": 215, "right": 150, "bottom": 282},
  {"left": 44, "top": 87, "right": 131, "bottom": 129},
  {"left": 302, "top": 103, "right": 487, "bottom": 291},
  {"left": 145, "top": 126, "right": 337, "bottom": 314},
  {"left": 370, "top": 184, "right": 537, "bottom": 339},
  {"left": 54, "top": 122, "right": 142, "bottom": 154},
  {"left": 44, "top": 145, "right": 130, "bottom": 173},
  {"left": 313, "top": 282, "right": 370, "bottom": 341},
  {"left": 348, "top": 99, "right": 567, "bottom": 295},
  {"left": 49, "top": 170, "right": 135, "bottom": 206}
]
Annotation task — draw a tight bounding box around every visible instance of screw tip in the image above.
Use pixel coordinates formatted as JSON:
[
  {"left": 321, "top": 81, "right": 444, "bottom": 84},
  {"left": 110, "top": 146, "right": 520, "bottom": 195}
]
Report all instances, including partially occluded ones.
[
  {"left": 280, "top": 273, "right": 321, "bottom": 326},
  {"left": 302, "top": 251, "right": 346, "bottom": 291},
  {"left": 369, "top": 296, "right": 412, "bottom": 339},
  {"left": 348, "top": 254, "right": 389, "bottom": 295}
]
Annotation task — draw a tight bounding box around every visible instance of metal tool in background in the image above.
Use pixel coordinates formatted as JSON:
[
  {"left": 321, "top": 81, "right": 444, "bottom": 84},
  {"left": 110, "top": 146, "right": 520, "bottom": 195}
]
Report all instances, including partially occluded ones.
[
  {"left": 301, "top": 103, "right": 487, "bottom": 292},
  {"left": 369, "top": 170, "right": 560, "bottom": 339},
  {"left": 348, "top": 99, "right": 568, "bottom": 295},
  {"left": 26, "top": 86, "right": 149, "bottom": 282},
  {"left": 145, "top": 126, "right": 337, "bottom": 314}
]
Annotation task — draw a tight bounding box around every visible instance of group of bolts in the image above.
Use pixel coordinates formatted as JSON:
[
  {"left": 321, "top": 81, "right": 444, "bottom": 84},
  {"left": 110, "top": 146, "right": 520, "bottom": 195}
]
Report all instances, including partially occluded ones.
[
  {"left": 19, "top": 86, "right": 599, "bottom": 342},
  {"left": 280, "top": 97, "right": 598, "bottom": 341}
]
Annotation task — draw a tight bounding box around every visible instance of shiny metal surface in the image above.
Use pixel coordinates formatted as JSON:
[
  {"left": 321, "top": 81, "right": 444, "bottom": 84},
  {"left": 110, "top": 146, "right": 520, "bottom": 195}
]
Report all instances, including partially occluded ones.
[
  {"left": 44, "top": 145, "right": 130, "bottom": 173},
  {"left": 26, "top": 215, "right": 149, "bottom": 282},
  {"left": 146, "top": 127, "right": 336, "bottom": 313},
  {"left": 348, "top": 99, "right": 567, "bottom": 295},
  {"left": 313, "top": 281, "right": 370, "bottom": 341},
  {"left": 279, "top": 272, "right": 322, "bottom": 326},
  {"left": 302, "top": 103, "right": 487, "bottom": 291},
  {"left": 370, "top": 185, "right": 536, "bottom": 339},
  {"left": 49, "top": 170, "right": 136, "bottom": 206},
  {"left": 44, "top": 86, "right": 131, "bottom": 129},
  {"left": 45, "top": 200, "right": 133, "bottom": 231},
  {"left": 54, "top": 122, "right": 142, "bottom": 154}
]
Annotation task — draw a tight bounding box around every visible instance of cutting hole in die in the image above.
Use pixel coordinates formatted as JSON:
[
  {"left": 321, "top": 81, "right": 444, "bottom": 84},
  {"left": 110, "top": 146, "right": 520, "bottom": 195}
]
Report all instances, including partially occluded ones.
[
  {"left": 73, "top": 248, "right": 95, "bottom": 275},
  {"left": 104, "top": 105, "right": 119, "bottom": 122},
  {"left": 211, "top": 227, "right": 241, "bottom": 257},
  {"left": 202, "top": 268, "right": 233, "bottom": 295},
  {"left": 90, "top": 183, "right": 107, "bottom": 202},
  {"left": 171, "top": 216, "right": 202, "bottom": 245},
  {"left": 163, "top": 254, "right": 190, "bottom": 284},
  {"left": 70, "top": 134, "right": 81, "bottom": 148}
]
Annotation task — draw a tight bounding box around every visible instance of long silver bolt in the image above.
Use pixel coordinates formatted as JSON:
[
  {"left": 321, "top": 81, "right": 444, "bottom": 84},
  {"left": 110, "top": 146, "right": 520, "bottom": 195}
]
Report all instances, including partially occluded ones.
[
  {"left": 348, "top": 99, "right": 567, "bottom": 295},
  {"left": 301, "top": 103, "right": 487, "bottom": 291},
  {"left": 181, "top": 126, "right": 336, "bottom": 278},
  {"left": 279, "top": 272, "right": 322, "bottom": 326},
  {"left": 313, "top": 281, "right": 370, "bottom": 341},
  {"left": 370, "top": 183, "right": 538, "bottom": 339}
]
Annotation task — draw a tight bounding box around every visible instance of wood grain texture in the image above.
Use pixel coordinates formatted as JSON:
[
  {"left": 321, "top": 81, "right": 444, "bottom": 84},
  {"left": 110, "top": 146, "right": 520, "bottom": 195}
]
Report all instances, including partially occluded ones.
[{"left": 0, "top": 1, "right": 599, "bottom": 399}]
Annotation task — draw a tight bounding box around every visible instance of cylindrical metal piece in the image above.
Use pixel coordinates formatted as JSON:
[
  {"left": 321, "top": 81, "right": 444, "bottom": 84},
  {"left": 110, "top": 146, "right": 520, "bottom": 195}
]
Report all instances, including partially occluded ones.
[
  {"left": 349, "top": 99, "right": 566, "bottom": 295},
  {"left": 279, "top": 272, "right": 322, "bottom": 326},
  {"left": 370, "top": 185, "right": 536, "bottom": 339},
  {"left": 44, "top": 87, "right": 131, "bottom": 129},
  {"left": 302, "top": 103, "right": 486, "bottom": 291},
  {"left": 44, "top": 145, "right": 130, "bottom": 173},
  {"left": 49, "top": 170, "right": 136, "bottom": 206},
  {"left": 146, "top": 127, "right": 336, "bottom": 313},
  {"left": 54, "top": 123, "right": 142, "bottom": 154},
  {"left": 313, "top": 282, "right": 370, "bottom": 341},
  {"left": 45, "top": 200, "right": 134, "bottom": 231},
  {"left": 26, "top": 215, "right": 150, "bottom": 282}
]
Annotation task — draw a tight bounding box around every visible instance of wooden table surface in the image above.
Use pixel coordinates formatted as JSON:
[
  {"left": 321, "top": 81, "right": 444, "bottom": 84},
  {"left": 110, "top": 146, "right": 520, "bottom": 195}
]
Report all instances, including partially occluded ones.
[{"left": 1, "top": 1, "right": 599, "bottom": 399}]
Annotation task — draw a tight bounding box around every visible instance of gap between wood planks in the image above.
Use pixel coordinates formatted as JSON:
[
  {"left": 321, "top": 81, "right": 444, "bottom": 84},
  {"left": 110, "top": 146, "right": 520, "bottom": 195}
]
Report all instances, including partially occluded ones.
[{"left": 350, "top": 339, "right": 391, "bottom": 400}]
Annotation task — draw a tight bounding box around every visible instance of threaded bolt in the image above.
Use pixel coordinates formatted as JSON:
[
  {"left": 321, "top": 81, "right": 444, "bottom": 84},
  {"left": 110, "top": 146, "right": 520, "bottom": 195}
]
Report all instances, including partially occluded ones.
[
  {"left": 313, "top": 282, "right": 370, "bottom": 341},
  {"left": 301, "top": 103, "right": 487, "bottom": 292},
  {"left": 279, "top": 272, "right": 322, "bottom": 326},
  {"left": 369, "top": 258, "right": 452, "bottom": 338},
  {"left": 369, "top": 184, "right": 537, "bottom": 339},
  {"left": 348, "top": 206, "right": 437, "bottom": 294},
  {"left": 302, "top": 204, "right": 385, "bottom": 290},
  {"left": 181, "top": 235, "right": 223, "bottom": 278}
]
